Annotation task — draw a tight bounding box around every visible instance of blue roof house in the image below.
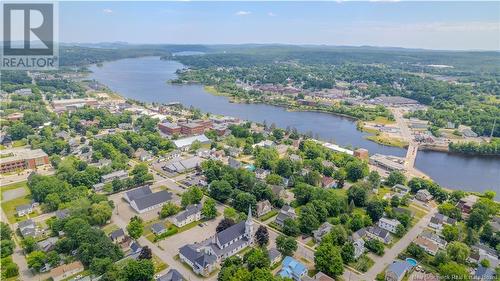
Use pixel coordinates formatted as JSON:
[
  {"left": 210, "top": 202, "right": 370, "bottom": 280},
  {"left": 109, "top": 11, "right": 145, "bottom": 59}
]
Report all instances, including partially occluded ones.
[
  {"left": 385, "top": 261, "right": 412, "bottom": 281},
  {"left": 279, "top": 256, "right": 307, "bottom": 281}
]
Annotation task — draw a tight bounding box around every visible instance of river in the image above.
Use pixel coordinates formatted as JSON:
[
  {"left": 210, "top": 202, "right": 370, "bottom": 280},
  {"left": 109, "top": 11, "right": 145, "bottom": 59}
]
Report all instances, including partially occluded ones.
[{"left": 88, "top": 56, "right": 500, "bottom": 196}]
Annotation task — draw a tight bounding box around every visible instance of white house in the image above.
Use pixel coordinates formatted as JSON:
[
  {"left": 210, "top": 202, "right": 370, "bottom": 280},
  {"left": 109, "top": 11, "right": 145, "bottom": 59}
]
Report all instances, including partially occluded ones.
[
  {"left": 378, "top": 217, "right": 401, "bottom": 234},
  {"left": 172, "top": 204, "right": 202, "bottom": 227}
]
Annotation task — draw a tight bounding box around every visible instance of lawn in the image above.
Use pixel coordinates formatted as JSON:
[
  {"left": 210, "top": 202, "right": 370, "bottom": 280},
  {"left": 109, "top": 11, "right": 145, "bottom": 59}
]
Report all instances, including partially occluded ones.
[
  {"left": 145, "top": 220, "right": 201, "bottom": 242},
  {"left": 153, "top": 254, "right": 168, "bottom": 273},
  {"left": 373, "top": 117, "right": 395, "bottom": 125},
  {"left": 12, "top": 140, "right": 27, "bottom": 147},
  {"left": 259, "top": 209, "right": 278, "bottom": 222},
  {"left": 348, "top": 255, "right": 375, "bottom": 273},
  {"left": 102, "top": 224, "right": 120, "bottom": 235},
  {"left": 1, "top": 182, "right": 37, "bottom": 224}
]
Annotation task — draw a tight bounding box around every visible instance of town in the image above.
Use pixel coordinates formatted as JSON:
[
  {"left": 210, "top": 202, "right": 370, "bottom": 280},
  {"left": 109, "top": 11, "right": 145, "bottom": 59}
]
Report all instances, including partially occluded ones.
[{"left": 0, "top": 67, "right": 498, "bottom": 281}]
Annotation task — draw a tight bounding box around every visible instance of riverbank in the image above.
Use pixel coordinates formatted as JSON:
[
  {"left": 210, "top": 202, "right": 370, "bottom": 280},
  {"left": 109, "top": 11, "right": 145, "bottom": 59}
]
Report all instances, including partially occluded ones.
[{"left": 88, "top": 57, "right": 500, "bottom": 195}]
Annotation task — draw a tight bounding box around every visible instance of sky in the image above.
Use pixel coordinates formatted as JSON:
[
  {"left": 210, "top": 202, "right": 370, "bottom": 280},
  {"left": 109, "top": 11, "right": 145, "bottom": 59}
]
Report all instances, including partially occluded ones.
[{"left": 58, "top": 1, "right": 500, "bottom": 51}]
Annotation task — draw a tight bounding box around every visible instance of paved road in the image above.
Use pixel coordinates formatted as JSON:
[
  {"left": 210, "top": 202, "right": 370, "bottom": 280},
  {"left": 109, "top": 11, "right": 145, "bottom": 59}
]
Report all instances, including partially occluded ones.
[{"left": 362, "top": 206, "right": 437, "bottom": 280}]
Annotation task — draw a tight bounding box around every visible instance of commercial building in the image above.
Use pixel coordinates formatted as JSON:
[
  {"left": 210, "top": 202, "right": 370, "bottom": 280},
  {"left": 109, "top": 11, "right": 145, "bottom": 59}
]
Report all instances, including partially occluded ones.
[
  {"left": 124, "top": 186, "right": 173, "bottom": 213},
  {"left": 369, "top": 154, "right": 405, "bottom": 172},
  {"left": 0, "top": 148, "right": 49, "bottom": 173},
  {"left": 173, "top": 134, "right": 211, "bottom": 151},
  {"left": 51, "top": 98, "right": 98, "bottom": 113}
]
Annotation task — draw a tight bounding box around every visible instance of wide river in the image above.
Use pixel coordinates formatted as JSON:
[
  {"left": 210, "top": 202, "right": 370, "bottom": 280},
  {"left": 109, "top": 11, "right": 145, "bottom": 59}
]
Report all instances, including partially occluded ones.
[{"left": 89, "top": 56, "right": 500, "bottom": 196}]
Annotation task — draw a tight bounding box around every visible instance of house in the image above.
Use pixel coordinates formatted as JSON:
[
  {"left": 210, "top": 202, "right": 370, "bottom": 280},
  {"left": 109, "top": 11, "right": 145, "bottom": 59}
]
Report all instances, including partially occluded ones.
[
  {"left": 16, "top": 204, "right": 33, "bottom": 217},
  {"left": 124, "top": 186, "right": 173, "bottom": 213},
  {"left": 254, "top": 140, "right": 275, "bottom": 148},
  {"left": 163, "top": 156, "right": 204, "bottom": 174},
  {"left": 270, "top": 185, "right": 286, "bottom": 200},
  {"left": 385, "top": 260, "right": 412, "bottom": 281},
  {"left": 37, "top": 237, "right": 58, "bottom": 252},
  {"left": 228, "top": 157, "right": 241, "bottom": 169},
  {"left": 130, "top": 241, "right": 142, "bottom": 255},
  {"left": 196, "top": 148, "right": 211, "bottom": 158},
  {"left": 151, "top": 223, "right": 167, "bottom": 235},
  {"left": 321, "top": 176, "right": 337, "bottom": 188},
  {"left": 268, "top": 248, "right": 282, "bottom": 265},
  {"left": 419, "top": 231, "right": 447, "bottom": 249},
  {"left": 275, "top": 205, "right": 297, "bottom": 227},
  {"left": 393, "top": 184, "right": 410, "bottom": 196},
  {"left": 279, "top": 256, "right": 307, "bottom": 281},
  {"left": 18, "top": 219, "right": 37, "bottom": 238},
  {"left": 307, "top": 272, "right": 335, "bottom": 281},
  {"left": 313, "top": 222, "right": 333, "bottom": 242},
  {"left": 413, "top": 237, "right": 439, "bottom": 256},
  {"left": 428, "top": 213, "right": 456, "bottom": 231},
  {"left": 469, "top": 244, "right": 499, "bottom": 268},
  {"left": 349, "top": 229, "right": 366, "bottom": 259},
  {"left": 156, "top": 269, "right": 185, "bottom": 281},
  {"left": 101, "top": 170, "right": 128, "bottom": 183},
  {"left": 55, "top": 209, "right": 70, "bottom": 220},
  {"left": 255, "top": 168, "right": 270, "bottom": 180},
  {"left": 415, "top": 189, "right": 433, "bottom": 202},
  {"left": 179, "top": 207, "right": 254, "bottom": 277},
  {"left": 172, "top": 204, "right": 202, "bottom": 227},
  {"left": 457, "top": 195, "right": 479, "bottom": 216},
  {"left": 366, "top": 226, "right": 392, "bottom": 244},
  {"left": 134, "top": 148, "right": 153, "bottom": 161},
  {"left": 49, "top": 261, "right": 84, "bottom": 281},
  {"left": 473, "top": 266, "right": 496, "bottom": 281},
  {"left": 173, "top": 134, "right": 211, "bottom": 151},
  {"left": 256, "top": 200, "right": 272, "bottom": 217},
  {"left": 289, "top": 154, "right": 301, "bottom": 162},
  {"left": 55, "top": 131, "right": 70, "bottom": 140},
  {"left": 165, "top": 150, "right": 181, "bottom": 160},
  {"left": 110, "top": 228, "right": 126, "bottom": 243},
  {"left": 378, "top": 217, "right": 401, "bottom": 234}
]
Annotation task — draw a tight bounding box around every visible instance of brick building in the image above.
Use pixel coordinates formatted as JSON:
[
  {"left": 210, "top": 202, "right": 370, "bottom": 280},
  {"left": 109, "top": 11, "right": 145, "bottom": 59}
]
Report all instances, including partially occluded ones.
[{"left": 0, "top": 148, "right": 49, "bottom": 173}]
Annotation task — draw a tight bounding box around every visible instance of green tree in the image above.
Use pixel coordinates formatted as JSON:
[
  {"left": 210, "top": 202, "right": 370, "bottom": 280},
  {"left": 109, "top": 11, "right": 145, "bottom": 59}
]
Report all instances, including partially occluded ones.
[
  {"left": 243, "top": 248, "right": 270, "bottom": 271},
  {"left": 181, "top": 186, "right": 203, "bottom": 207},
  {"left": 265, "top": 174, "right": 283, "bottom": 185},
  {"left": 276, "top": 235, "right": 297, "bottom": 257},
  {"left": 21, "top": 237, "right": 38, "bottom": 253},
  {"left": 282, "top": 218, "right": 300, "bottom": 237},
  {"left": 345, "top": 161, "right": 368, "bottom": 182},
  {"left": 385, "top": 171, "right": 406, "bottom": 186},
  {"left": 255, "top": 225, "right": 269, "bottom": 247},
  {"left": 315, "top": 243, "right": 344, "bottom": 278},
  {"left": 439, "top": 262, "right": 470, "bottom": 281},
  {"left": 8, "top": 122, "right": 34, "bottom": 140},
  {"left": 442, "top": 224, "right": 459, "bottom": 242},
  {"left": 341, "top": 242, "right": 355, "bottom": 264},
  {"left": 90, "top": 257, "right": 113, "bottom": 275},
  {"left": 209, "top": 180, "right": 233, "bottom": 202},
  {"left": 27, "top": 251, "right": 46, "bottom": 272},
  {"left": 348, "top": 184, "right": 369, "bottom": 207},
  {"left": 127, "top": 216, "right": 144, "bottom": 239},
  {"left": 121, "top": 259, "right": 154, "bottom": 281},
  {"left": 446, "top": 241, "right": 470, "bottom": 264},
  {"left": 131, "top": 163, "right": 153, "bottom": 185},
  {"left": 202, "top": 198, "right": 217, "bottom": 219},
  {"left": 90, "top": 201, "right": 113, "bottom": 225},
  {"left": 0, "top": 239, "right": 14, "bottom": 258},
  {"left": 0, "top": 223, "right": 12, "bottom": 240},
  {"left": 159, "top": 202, "right": 180, "bottom": 218},
  {"left": 367, "top": 171, "right": 381, "bottom": 189},
  {"left": 366, "top": 199, "right": 386, "bottom": 222}
]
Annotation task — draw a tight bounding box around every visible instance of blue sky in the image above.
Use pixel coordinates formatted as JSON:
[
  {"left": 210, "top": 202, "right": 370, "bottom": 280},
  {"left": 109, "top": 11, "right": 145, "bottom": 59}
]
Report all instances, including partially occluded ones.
[{"left": 59, "top": 1, "right": 500, "bottom": 50}]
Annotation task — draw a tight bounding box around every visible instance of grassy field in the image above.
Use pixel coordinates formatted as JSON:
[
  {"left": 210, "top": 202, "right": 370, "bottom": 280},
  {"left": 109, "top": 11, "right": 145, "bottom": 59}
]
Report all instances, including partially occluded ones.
[
  {"left": 366, "top": 135, "right": 408, "bottom": 148},
  {"left": 373, "top": 117, "right": 395, "bottom": 125},
  {"left": 0, "top": 182, "right": 38, "bottom": 223},
  {"left": 153, "top": 254, "right": 168, "bottom": 273},
  {"left": 348, "top": 255, "right": 375, "bottom": 273},
  {"left": 259, "top": 209, "right": 278, "bottom": 222},
  {"left": 102, "top": 223, "right": 120, "bottom": 235}
]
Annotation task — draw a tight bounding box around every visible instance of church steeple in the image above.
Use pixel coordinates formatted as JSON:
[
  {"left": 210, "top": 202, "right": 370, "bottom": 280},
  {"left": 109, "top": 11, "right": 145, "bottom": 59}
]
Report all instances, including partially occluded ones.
[{"left": 245, "top": 205, "right": 254, "bottom": 241}]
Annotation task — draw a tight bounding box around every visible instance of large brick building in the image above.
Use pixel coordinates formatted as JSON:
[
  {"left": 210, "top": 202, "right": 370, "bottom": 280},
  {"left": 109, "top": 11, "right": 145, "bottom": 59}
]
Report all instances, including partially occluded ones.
[
  {"left": 0, "top": 148, "right": 49, "bottom": 173},
  {"left": 159, "top": 119, "right": 212, "bottom": 136}
]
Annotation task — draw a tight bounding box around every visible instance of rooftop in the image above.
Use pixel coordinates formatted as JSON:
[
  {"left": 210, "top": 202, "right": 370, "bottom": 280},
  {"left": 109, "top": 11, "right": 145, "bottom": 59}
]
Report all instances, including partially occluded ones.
[{"left": 0, "top": 148, "right": 48, "bottom": 164}]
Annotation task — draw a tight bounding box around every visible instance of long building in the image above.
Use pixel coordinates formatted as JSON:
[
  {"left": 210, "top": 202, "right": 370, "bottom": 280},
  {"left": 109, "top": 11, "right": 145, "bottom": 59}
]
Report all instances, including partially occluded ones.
[{"left": 0, "top": 148, "right": 49, "bottom": 173}]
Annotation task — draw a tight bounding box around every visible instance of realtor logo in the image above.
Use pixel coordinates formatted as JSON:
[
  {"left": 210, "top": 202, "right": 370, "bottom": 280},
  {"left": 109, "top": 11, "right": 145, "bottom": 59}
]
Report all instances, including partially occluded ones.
[{"left": 1, "top": 2, "right": 58, "bottom": 70}]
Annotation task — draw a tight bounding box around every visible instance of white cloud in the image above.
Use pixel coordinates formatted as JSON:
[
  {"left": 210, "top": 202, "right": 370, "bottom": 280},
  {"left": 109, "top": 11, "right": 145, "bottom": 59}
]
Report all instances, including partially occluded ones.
[
  {"left": 268, "top": 12, "right": 276, "bottom": 17},
  {"left": 235, "top": 11, "right": 251, "bottom": 16},
  {"left": 102, "top": 9, "right": 113, "bottom": 14}
]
